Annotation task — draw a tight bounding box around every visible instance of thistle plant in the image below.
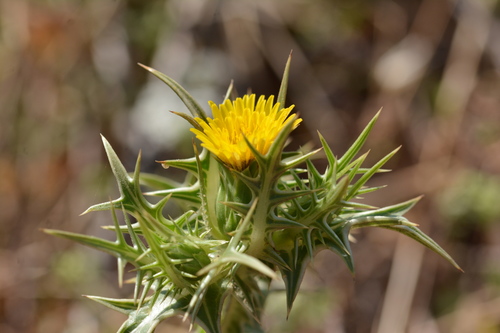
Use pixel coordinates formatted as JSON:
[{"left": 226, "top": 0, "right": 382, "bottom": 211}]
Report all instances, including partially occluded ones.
[{"left": 45, "top": 56, "right": 460, "bottom": 333}]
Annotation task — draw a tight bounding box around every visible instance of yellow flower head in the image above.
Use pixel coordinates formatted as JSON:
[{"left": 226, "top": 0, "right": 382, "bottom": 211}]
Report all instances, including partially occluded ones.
[{"left": 190, "top": 94, "right": 302, "bottom": 171}]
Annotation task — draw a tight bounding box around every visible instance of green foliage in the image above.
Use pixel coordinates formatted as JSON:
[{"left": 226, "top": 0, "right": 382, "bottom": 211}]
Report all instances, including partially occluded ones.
[{"left": 44, "top": 58, "right": 460, "bottom": 333}]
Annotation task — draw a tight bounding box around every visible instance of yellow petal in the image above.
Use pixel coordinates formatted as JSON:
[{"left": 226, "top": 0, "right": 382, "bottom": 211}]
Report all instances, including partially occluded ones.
[{"left": 190, "top": 94, "right": 301, "bottom": 171}]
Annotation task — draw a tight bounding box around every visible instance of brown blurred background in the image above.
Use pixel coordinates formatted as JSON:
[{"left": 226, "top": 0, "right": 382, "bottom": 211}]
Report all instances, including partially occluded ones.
[{"left": 1, "top": 0, "right": 500, "bottom": 332}]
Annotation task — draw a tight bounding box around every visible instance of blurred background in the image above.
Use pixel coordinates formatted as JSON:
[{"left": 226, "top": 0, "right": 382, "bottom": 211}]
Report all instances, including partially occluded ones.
[{"left": 1, "top": 0, "right": 500, "bottom": 332}]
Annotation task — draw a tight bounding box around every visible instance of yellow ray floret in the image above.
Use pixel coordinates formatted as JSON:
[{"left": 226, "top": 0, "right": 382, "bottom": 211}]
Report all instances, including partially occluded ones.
[{"left": 190, "top": 94, "right": 302, "bottom": 171}]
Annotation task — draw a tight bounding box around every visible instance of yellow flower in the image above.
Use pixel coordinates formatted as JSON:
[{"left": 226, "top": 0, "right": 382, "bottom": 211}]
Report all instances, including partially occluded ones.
[{"left": 190, "top": 94, "right": 302, "bottom": 171}]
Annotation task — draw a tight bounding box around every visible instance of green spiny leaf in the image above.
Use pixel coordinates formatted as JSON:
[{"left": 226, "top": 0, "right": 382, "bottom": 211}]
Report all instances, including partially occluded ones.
[
  {"left": 277, "top": 51, "right": 292, "bottom": 108},
  {"left": 381, "top": 224, "right": 462, "bottom": 271},
  {"left": 280, "top": 149, "right": 322, "bottom": 172},
  {"left": 317, "top": 131, "right": 337, "bottom": 181},
  {"left": 42, "top": 229, "right": 148, "bottom": 267},
  {"left": 313, "top": 217, "right": 349, "bottom": 255},
  {"left": 85, "top": 295, "right": 138, "bottom": 315},
  {"left": 139, "top": 172, "right": 184, "bottom": 192},
  {"left": 342, "top": 152, "right": 369, "bottom": 182},
  {"left": 350, "top": 196, "right": 422, "bottom": 219},
  {"left": 266, "top": 218, "right": 307, "bottom": 231},
  {"left": 170, "top": 110, "right": 204, "bottom": 131},
  {"left": 261, "top": 248, "right": 291, "bottom": 270},
  {"left": 277, "top": 240, "right": 310, "bottom": 318},
  {"left": 337, "top": 110, "right": 380, "bottom": 172},
  {"left": 157, "top": 152, "right": 205, "bottom": 174},
  {"left": 305, "top": 158, "right": 323, "bottom": 189},
  {"left": 145, "top": 185, "right": 201, "bottom": 206},
  {"left": 348, "top": 216, "right": 418, "bottom": 229},
  {"left": 346, "top": 146, "right": 400, "bottom": 200},
  {"left": 198, "top": 251, "right": 277, "bottom": 280},
  {"left": 223, "top": 80, "right": 234, "bottom": 101},
  {"left": 101, "top": 135, "right": 135, "bottom": 199},
  {"left": 324, "top": 175, "right": 350, "bottom": 210},
  {"left": 192, "top": 283, "right": 227, "bottom": 333},
  {"left": 233, "top": 271, "right": 269, "bottom": 323},
  {"left": 221, "top": 201, "right": 251, "bottom": 216},
  {"left": 302, "top": 228, "right": 316, "bottom": 261},
  {"left": 270, "top": 188, "right": 318, "bottom": 207},
  {"left": 139, "top": 64, "right": 208, "bottom": 122},
  {"left": 116, "top": 293, "right": 190, "bottom": 333}
]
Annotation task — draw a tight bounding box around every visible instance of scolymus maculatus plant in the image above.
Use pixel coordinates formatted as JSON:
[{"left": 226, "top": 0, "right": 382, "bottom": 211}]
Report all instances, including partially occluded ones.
[{"left": 45, "top": 56, "right": 461, "bottom": 333}]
